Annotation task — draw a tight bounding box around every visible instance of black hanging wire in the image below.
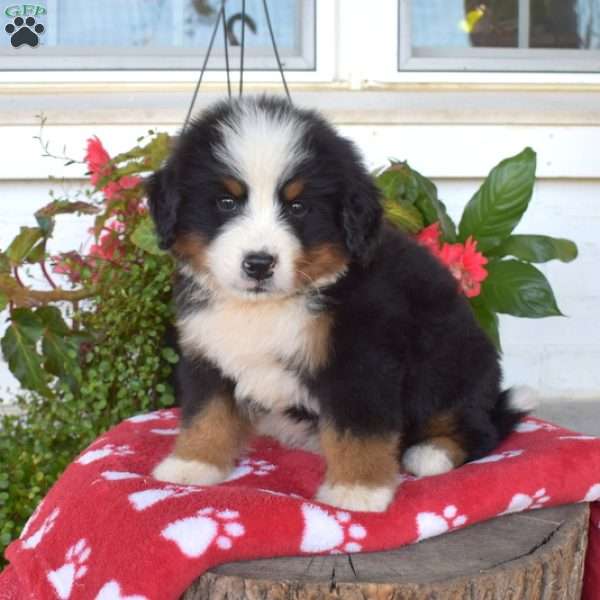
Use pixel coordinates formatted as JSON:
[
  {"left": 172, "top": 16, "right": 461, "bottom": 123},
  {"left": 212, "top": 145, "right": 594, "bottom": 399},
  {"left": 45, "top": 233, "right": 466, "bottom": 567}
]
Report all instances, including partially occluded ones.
[
  {"left": 221, "top": 1, "right": 232, "bottom": 98},
  {"left": 239, "top": 0, "right": 246, "bottom": 98},
  {"left": 262, "top": 0, "right": 292, "bottom": 103},
  {"left": 183, "top": 0, "right": 226, "bottom": 131},
  {"left": 183, "top": 0, "right": 292, "bottom": 130}
]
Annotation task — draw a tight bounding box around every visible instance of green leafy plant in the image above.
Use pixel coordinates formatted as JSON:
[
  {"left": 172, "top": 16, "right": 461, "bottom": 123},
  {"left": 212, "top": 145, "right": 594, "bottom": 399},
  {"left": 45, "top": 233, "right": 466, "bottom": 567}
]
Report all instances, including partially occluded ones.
[
  {"left": 375, "top": 148, "right": 577, "bottom": 348},
  {"left": 0, "top": 138, "right": 577, "bottom": 567},
  {"left": 0, "top": 131, "right": 174, "bottom": 566}
]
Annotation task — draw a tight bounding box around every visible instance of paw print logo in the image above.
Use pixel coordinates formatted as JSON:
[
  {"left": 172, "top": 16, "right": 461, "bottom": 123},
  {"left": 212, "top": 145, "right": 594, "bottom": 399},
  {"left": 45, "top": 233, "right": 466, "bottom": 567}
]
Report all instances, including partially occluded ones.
[
  {"left": 300, "top": 504, "right": 367, "bottom": 553},
  {"left": 225, "top": 458, "right": 277, "bottom": 481},
  {"left": 416, "top": 505, "right": 468, "bottom": 541},
  {"left": 501, "top": 488, "right": 550, "bottom": 515},
  {"left": 5, "top": 16, "right": 44, "bottom": 48},
  {"left": 22, "top": 507, "right": 60, "bottom": 550},
  {"left": 470, "top": 449, "right": 524, "bottom": 464},
  {"left": 162, "top": 507, "right": 245, "bottom": 558},
  {"left": 47, "top": 539, "right": 91, "bottom": 600},
  {"left": 128, "top": 484, "right": 203, "bottom": 511},
  {"left": 76, "top": 444, "right": 133, "bottom": 465},
  {"left": 514, "top": 420, "right": 558, "bottom": 434}
]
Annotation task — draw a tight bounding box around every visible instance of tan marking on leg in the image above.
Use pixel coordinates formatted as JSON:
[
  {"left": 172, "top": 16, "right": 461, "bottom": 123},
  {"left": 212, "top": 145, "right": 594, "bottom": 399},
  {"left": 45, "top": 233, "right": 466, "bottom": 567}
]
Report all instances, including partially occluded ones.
[
  {"left": 172, "top": 233, "right": 207, "bottom": 273},
  {"left": 423, "top": 412, "right": 467, "bottom": 467},
  {"left": 173, "top": 394, "right": 251, "bottom": 471},
  {"left": 320, "top": 426, "right": 399, "bottom": 487},
  {"left": 294, "top": 243, "right": 348, "bottom": 288}
]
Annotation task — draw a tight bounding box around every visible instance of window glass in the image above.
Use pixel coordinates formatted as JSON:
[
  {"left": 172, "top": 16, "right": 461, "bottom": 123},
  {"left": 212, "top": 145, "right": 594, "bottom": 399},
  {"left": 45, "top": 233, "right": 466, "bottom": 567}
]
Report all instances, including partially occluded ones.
[
  {"left": 410, "top": 0, "right": 600, "bottom": 50},
  {"left": 1, "top": 0, "right": 314, "bottom": 70}
]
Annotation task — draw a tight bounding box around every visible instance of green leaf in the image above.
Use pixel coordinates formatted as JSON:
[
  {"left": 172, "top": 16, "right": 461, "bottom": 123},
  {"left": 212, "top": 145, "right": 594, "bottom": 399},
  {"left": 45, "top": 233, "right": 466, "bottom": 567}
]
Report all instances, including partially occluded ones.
[
  {"left": 161, "top": 347, "right": 179, "bottom": 364},
  {"left": 1, "top": 311, "right": 49, "bottom": 396},
  {"left": 0, "top": 253, "right": 10, "bottom": 274},
  {"left": 5, "top": 227, "right": 44, "bottom": 264},
  {"left": 412, "top": 171, "right": 457, "bottom": 242},
  {"left": 131, "top": 216, "right": 165, "bottom": 256},
  {"left": 36, "top": 306, "right": 71, "bottom": 335},
  {"left": 470, "top": 298, "right": 501, "bottom": 351},
  {"left": 41, "top": 332, "right": 80, "bottom": 391},
  {"left": 25, "top": 240, "right": 46, "bottom": 264},
  {"left": 383, "top": 198, "right": 424, "bottom": 233},
  {"left": 376, "top": 162, "right": 457, "bottom": 241},
  {"left": 458, "top": 148, "right": 537, "bottom": 252},
  {"left": 487, "top": 234, "right": 578, "bottom": 264},
  {"left": 481, "top": 260, "right": 563, "bottom": 318},
  {"left": 0, "top": 291, "right": 7, "bottom": 312}
]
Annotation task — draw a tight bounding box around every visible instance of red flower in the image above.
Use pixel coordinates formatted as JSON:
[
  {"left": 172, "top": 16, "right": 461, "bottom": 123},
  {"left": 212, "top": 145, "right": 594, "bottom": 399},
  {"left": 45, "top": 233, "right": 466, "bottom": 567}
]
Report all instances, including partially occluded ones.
[
  {"left": 103, "top": 175, "right": 142, "bottom": 201},
  {"left": 415, "top": 222, "right": 488, "bottom": 298},
  {"left": 85, "top": 137, "right": 112, "bottom": 187},
  {"left": 438, "top": 237, "right": 488, "bottom": 298},
  {"left": 416, "top": 222, "right": 442, "bottom": 253}
]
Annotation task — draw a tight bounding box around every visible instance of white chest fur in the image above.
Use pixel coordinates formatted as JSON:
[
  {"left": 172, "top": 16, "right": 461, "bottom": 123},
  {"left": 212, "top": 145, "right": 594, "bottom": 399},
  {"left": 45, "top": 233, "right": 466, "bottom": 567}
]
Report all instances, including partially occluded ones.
[{"left": 178, "top": 295, "right": 329, "bottom": 413}]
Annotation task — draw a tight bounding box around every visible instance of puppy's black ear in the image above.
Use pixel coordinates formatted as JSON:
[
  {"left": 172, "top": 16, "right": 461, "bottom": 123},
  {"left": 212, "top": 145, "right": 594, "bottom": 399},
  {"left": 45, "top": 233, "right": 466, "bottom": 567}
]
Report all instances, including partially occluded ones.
[
  {"left": 146, "top": 167, "right": 180, "bottom": 250},
  {"left": 342, "top": 172, "right": 383, "bottom": 264}
]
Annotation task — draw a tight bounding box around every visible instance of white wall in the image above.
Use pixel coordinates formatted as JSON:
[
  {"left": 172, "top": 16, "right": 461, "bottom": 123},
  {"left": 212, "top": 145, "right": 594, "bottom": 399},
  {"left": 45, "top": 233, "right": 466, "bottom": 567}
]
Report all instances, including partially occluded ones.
[{"left": 0, "top": 89, "right": 599, "bottom": 401}]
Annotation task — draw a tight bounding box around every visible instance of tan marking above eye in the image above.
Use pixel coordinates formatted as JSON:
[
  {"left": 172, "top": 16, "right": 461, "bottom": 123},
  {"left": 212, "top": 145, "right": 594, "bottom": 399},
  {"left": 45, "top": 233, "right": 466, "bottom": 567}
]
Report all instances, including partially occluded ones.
[
  {"left": 283, "top": 179, "right": 304, "bottom": 202},
  {"left": 223, "top": 177, "right": 244, "bottom": 198}
]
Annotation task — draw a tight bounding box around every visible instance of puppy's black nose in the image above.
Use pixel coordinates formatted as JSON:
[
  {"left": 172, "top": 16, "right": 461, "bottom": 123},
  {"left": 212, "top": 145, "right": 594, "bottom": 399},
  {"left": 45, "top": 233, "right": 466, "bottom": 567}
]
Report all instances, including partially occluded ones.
[{"left": 242, "top": 252, "right": 276, "bottom": 280}]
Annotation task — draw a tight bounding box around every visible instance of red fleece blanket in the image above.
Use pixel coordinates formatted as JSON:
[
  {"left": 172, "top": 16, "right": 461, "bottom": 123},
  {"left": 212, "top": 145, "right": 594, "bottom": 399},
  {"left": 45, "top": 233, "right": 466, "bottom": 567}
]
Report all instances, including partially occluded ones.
[{"left": 2, "top": 409, "right": 600, "bottom": 600}]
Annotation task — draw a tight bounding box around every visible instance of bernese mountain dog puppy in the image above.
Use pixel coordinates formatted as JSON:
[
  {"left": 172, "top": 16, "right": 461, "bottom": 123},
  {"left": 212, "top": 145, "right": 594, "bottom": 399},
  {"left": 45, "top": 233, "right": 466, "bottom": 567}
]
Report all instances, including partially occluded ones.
[{"left": 148, "top": 96, "right": 535, "bottom": 512}]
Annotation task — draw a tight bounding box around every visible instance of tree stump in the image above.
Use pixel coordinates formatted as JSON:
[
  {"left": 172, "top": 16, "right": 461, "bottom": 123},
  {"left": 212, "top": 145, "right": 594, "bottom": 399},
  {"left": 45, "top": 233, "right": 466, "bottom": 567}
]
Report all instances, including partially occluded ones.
[{"left": 183, "top": 503, "right": 589, "bottom": 599}]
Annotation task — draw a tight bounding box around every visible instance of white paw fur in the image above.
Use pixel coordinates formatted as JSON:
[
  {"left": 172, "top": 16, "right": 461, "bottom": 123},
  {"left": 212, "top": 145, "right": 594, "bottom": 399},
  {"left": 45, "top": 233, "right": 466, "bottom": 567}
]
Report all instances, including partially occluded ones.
[
  {"left": 402, "top": 443, "right": 454, "bottom": 477},
  {"left": 152, "top": 455, "right": 228, "bottom": 486},
  {"left": 315, "top": 482, "right": 395, "bottom": 512}
]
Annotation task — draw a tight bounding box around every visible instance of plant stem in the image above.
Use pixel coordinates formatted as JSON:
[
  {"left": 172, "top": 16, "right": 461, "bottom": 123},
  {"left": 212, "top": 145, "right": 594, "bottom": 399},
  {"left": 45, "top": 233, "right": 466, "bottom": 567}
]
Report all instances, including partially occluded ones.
[{"left": 40, "top": 261, "right": 57, "bottom": 289}]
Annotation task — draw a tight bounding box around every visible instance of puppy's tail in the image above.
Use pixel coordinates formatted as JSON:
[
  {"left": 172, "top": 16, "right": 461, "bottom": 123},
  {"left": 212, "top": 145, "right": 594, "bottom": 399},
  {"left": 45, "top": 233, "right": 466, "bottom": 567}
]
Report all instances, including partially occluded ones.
[{"left": 492, "top": 386, "right": 540, "bottom": 440}]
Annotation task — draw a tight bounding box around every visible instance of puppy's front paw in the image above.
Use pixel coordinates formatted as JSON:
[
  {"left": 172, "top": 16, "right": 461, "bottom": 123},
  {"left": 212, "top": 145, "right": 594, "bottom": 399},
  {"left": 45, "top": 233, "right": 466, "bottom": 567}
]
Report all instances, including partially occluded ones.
[
  {"left": 315, "top": 482, "right": 395, "bottom": 512},
  {"left": 152, "top": 454, "right": 228, "bottom": 486}
]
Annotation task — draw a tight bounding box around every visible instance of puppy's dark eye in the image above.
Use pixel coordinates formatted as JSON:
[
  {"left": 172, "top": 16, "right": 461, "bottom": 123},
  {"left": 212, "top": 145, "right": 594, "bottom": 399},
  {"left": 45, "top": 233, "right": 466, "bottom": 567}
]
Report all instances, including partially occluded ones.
[
  {"left": 289, "top": 201, "right": 308, "bottom": 217},
  {"left": 216, "top": 197, "right": 237, "bottom": 213}
]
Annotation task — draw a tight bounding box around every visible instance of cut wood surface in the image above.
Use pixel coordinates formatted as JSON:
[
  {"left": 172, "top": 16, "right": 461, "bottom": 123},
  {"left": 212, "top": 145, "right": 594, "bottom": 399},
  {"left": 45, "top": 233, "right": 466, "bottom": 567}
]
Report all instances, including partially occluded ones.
[{"left": 183, "top": 503, "right": 589, "bottom": 599}]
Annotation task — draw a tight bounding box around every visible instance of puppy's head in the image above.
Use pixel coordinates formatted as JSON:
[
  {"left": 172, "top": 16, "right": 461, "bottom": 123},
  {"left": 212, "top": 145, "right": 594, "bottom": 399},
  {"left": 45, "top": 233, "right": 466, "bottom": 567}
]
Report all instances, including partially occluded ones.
[{"left": 148, "top": 96, "right": 381, "bottom": 299}]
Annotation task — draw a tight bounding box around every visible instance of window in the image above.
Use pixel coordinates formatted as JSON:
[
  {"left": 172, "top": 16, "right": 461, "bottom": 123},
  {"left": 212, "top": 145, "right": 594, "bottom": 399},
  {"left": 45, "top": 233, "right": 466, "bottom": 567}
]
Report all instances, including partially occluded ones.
[
  {"left": 0, "top": 0, "right": 315, "bottom": 71},
  {"left": 399, "top": 0, "right": 600, "bottom": 72}
]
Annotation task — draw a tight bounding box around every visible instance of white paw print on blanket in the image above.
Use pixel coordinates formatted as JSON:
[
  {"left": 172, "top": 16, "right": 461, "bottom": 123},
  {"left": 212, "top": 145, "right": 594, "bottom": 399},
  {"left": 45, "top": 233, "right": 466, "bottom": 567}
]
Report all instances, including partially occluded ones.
[
  {"left": 22, "top": 507, "right": 60, "bottom": 550},
  {"left": 47, "top": 539, "right": 91, "bottom": 599},
  {"left": 416, "top": 505, "right": 468, "bottom": 541},
  {"left": 150, "top": 428, "right": 180, "bottom": 436},
  {"left": 127, "top": 410, "right": 176, "bottom": 423},
  {"left": 501, "top": 488, "right": 550, "bottom": 515},
  {"left": 300, "top": 504, "right": 367, "bottom": 553},
  {"left": 583, "top": 483, "right": 600, "bottom": 502},
  {"left": 225, "top": 458, "right": 277, "bottom": 481},
  {"left": 77, "top": 444, "right": 133, "bottom": 465},
  {"left": 95, "top": 580, "right": 148, "bottom": 600},
  {"left": 162, "top": 507, "right": 245, "bottom": 558},
  {"left": 128, "top": 484, "right": 203, "bottom": 511},
  {"left": 470, "top": 449, "right": 524, "bottom": 464},
  {"left": 514, "top": 420, "right": 558, "bottom": 433},
  {"left": 559, "top": 435, "right": 598, "bottom": 441},
  {"left": 101, "top": 471, "right": 141, "bottom": 481}
]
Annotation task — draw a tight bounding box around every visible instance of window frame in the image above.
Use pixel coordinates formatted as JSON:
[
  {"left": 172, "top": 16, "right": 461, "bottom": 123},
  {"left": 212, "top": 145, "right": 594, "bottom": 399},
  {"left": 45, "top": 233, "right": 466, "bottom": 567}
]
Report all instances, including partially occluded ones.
[
  {"left": 397, "top": 0, "right": 600, "bottom": 76},
  {"left": 0, "top": 0, "right": 335, "bottom": 83}
]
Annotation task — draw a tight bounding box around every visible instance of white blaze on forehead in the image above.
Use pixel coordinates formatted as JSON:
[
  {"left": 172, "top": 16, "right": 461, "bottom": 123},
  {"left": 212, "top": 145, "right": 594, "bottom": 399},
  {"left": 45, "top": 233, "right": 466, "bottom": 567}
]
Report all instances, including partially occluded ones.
[
  {"left": 214, "top": 101, "right": 307, "bottom": 198},
  {"left": 207, "top": 101, "right": 306, "bottom": 296}
]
